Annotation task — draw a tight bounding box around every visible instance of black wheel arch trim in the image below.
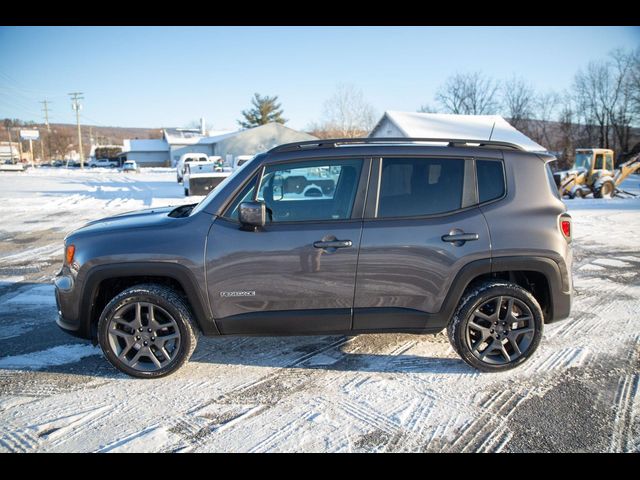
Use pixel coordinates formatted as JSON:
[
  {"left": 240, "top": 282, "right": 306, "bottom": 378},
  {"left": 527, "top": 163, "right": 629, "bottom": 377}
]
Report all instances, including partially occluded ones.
[
  {"left": 435, "top": 255, "right": 569, "bottom": 328},
  {"left": 80, "top": 262, "right": 220, "bottom": 340}
]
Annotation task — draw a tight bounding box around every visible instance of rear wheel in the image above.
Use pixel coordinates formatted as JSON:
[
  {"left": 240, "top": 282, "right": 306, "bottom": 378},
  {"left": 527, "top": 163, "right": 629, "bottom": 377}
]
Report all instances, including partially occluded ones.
[
  {"left": 97, "top": 284, "right": 199, "bottom": 378},
  {"left": 447, "top": 282, "right": 544, "bottom": 372},
  {"left": 594, "top": 180, "right": 615, "bottom": 199}
]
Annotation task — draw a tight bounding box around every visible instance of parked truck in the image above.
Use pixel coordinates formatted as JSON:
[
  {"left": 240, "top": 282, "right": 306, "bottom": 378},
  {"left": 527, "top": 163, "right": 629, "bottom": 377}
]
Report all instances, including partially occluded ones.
[{"left": 183, "top": 161, "right": 230, "bottom": 196}]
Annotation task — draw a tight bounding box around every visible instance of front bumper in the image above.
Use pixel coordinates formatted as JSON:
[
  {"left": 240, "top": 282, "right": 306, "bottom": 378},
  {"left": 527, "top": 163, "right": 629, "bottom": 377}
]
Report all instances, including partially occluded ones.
[{"left": 54, "top": 270, "right": 90, "bottom": 339}]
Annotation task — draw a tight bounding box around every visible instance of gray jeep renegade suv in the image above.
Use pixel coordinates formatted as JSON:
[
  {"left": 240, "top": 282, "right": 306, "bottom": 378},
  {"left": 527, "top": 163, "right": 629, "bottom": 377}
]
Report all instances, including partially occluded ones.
[{"left": 55, "top": 138, "right": 573, "bottom": 378}]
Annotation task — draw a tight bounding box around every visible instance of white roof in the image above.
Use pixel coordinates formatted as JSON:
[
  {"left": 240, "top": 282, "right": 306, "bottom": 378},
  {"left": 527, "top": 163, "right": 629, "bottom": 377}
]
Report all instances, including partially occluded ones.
[
  {"left": 372, "top": 111, "right": 545, "bottom": 152},
  {"left": 123, "top": 139, "right": 168, "bottom": 153},
  {"left": 198, "top": 130, "right": 240, "bottom": 144}
]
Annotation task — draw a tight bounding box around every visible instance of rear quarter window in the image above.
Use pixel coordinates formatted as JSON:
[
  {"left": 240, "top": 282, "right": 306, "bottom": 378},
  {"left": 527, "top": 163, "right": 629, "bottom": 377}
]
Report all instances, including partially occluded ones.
[
  {"left": 545, "top": 163, "right": 561, "bottom": 199},
  {"left": 476, "top": 160, "right": 505, "bottom": 203}
]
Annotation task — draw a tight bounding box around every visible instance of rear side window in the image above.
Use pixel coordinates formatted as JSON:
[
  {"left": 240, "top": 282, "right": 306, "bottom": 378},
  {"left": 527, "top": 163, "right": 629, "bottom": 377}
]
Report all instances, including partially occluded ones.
[
  {"left": 545, "top": 163, "right": 561, "bottom": 199},
  {"left": 377, "top": 158, "right": 464, "bottom": 217},
  {"left": 476, "top": 160, "right": 505, "bottom": 203}
]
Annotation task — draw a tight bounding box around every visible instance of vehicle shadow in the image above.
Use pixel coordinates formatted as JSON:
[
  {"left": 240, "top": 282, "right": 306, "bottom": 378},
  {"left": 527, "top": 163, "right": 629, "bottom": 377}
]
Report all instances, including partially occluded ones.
[
  {"left": 0, "top": 282, "right": 472, "bottom": 378},
  {"left": 189, "top": 335, "right": 475, "bottom": 375}
]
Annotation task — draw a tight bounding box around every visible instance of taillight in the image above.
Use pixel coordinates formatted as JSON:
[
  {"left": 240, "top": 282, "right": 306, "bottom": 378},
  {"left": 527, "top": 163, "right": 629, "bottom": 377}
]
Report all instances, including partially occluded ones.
[
  {"left": 65, "top": 244, "right": 75, "bottom": 265},
  {"left": 559, "top": 215, "right": 572, "bottom": 242}
]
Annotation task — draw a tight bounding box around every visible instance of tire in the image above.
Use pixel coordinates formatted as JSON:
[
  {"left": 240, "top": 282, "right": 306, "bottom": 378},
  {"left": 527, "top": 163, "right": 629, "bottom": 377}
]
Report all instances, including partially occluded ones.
[
  {"left": 447, "top": 281, "right": 544, "bottom": 372},
  {"left": 594, "top": 180, "right": 615, "bottom": 199},
  {"left": 97, "top": 284, "right": 200, "bottom": 379}
]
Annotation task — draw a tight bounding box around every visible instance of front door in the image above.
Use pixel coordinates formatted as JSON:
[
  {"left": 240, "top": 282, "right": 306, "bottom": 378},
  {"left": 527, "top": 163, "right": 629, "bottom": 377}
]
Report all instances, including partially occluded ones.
[{"left": 205, "top": 157, "right": 368, "bottom": 334}]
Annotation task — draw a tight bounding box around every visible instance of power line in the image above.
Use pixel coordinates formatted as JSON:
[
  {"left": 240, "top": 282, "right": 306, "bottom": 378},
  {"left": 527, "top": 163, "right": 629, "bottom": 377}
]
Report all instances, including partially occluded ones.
[{"left": 40, "top": 100, "right": 52, "bottom": 131}]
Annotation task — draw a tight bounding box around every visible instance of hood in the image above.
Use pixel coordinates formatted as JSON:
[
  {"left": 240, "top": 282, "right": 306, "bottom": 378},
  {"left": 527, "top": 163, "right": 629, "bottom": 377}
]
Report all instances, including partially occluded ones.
[{"left": 70, "top": 206, "right": 177, "bottom": 237}]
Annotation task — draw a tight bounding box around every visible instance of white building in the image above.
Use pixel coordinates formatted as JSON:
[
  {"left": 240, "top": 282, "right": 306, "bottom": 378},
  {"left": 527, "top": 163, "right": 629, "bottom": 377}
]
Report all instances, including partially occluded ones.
[
  {"left": 369, "top": 111, "right": 545, "bottom": 152},
  {"left": 120, "top": 120, "right": 318, "bottom": 168},
  {"left": 201, "top": 123, "right": 317, "bottom": 167},
  {"left": 120, "top": 139, "right": 170, "bottom": 166},
  {"left": 0, "top": 142, "right": 20, "bottom": 163}
]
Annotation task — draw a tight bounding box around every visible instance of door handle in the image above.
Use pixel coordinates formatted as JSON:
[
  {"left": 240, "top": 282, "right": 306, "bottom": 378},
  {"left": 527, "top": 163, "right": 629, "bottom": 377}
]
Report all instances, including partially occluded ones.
[
  {"left": 441, "top": 232, "right": 479, "bottom": 246},
  {"left": 313, "top": 240, "right": 353, "bottom": 249}
]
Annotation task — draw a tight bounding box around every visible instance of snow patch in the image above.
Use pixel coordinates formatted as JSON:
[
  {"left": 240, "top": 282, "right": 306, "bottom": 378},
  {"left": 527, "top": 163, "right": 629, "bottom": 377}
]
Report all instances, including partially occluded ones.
[
  {"left": 2, "top": 285, "right": 56, "bottom": 306},
  {"left": 592, "top": 258, "right": 632, "bottom": 268},
  {"left": 0, "top": 344, "right": 101, "bottom": 370},
  {"left": 578, "top": 263, "right": 606, "bottom": 272},
  {"left": 97, "top": 426, "right": 176, "bottom": 453}
]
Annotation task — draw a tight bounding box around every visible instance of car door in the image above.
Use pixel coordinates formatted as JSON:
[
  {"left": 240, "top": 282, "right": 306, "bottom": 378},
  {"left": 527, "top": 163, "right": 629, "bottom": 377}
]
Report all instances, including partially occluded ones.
[
  {"left": 205, "top": 157, "right": 369, "bottom": 334},
  {"left": 353, "top": 156, "right": 492, "bottom": 331}
]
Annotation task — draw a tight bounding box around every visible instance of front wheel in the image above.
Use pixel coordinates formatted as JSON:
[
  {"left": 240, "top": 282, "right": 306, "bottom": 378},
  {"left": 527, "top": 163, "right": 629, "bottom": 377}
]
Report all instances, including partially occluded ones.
[
  {"left": 447, "top": 282, "right": 544, "bottom": 372},
  {"left": 97, "top": 284, "right": 199, "bottom": 378}
]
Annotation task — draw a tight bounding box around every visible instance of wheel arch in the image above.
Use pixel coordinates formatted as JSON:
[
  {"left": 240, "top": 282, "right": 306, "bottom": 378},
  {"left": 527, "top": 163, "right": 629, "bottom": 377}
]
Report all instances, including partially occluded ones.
[
  {"left": 442, "top": 256, "right": 569, "bottom": 325},
  {"left": 81, "top": 262, "right": 219, "bottom": 342}
]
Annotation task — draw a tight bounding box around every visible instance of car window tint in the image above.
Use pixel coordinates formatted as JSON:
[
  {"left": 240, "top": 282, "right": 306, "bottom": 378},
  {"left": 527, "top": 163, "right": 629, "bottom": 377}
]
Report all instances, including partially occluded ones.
[
  {"left": 476, "top": 160, "right": 505, "bottom": 203},
  {"left": 256, "top": 159, "right": 362, "bottom": 222},
  {"left": 377, "top": 158, "right": 464, "bottom": 217}
]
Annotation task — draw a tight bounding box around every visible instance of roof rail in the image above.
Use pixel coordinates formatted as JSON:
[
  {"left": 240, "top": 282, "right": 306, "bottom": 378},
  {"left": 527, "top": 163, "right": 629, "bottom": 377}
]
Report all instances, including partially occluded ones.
[{"left": 269, "top": 137, "right": 525, "bottom": 154}]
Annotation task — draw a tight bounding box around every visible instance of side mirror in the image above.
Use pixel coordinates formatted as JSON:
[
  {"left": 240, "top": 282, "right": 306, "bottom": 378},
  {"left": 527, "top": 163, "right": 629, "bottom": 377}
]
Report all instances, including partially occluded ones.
[{"left": 239, "top": 201, "right": 266, "bottom": 228}]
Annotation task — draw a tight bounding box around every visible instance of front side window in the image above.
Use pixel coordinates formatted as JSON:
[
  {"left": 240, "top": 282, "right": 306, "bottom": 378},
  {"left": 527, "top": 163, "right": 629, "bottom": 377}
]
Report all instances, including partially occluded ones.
[
  {"left": 256, "top": 159, "right": 362, "bottom": 222},
  {"left": 377, "top": 157, "right": 465, "bottom": 217}
]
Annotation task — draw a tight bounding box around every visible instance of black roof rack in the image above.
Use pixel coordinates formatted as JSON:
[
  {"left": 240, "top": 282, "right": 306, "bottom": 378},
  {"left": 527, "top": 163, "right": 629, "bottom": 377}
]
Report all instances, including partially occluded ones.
[{"left": 269, "top": 137, "right": 525, "bottom": 154}]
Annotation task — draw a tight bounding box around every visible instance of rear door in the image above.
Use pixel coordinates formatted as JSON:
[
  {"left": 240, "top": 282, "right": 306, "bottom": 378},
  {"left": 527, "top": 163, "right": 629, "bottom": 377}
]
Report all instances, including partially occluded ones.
[
  {"left": 353, "top": 156, "right": 491, "bottom": 330},
  {"left": 205, "top": 157, "right": 369, "bottom": 334}
]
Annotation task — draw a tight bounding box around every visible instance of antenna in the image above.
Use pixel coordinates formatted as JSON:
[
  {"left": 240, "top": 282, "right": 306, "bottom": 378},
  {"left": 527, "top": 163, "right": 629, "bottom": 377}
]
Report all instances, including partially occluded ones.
[{"left": 488, "top": 121, "right": 496, "bottom": 141}]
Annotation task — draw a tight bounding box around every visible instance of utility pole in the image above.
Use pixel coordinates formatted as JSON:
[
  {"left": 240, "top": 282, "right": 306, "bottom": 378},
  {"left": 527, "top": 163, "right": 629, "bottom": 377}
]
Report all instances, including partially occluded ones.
[
  {"left": 69, "top": 92, "right": 84, "bottom": 168},
  {"left": 5, "top": 123, "right": 15, "bottom": 163},
  {"left": 40, "top": 100, "right": 51, "bottom": 162}
]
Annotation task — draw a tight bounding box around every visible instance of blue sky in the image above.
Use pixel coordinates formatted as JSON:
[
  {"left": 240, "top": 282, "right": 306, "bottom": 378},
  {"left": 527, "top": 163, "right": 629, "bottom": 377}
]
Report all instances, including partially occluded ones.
[{"left": 0, "top": 26, "right": 638, "bottom": 130}]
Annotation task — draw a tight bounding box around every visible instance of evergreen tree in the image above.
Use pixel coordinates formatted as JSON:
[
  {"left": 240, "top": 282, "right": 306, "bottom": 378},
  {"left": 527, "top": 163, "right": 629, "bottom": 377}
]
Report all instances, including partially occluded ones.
[{"left": 238, "top": 93, "right": 287, "bottom": 129}]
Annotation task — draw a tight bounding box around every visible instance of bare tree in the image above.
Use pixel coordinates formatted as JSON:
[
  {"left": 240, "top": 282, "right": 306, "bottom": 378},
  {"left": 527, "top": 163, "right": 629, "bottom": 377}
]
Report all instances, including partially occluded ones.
[
  {"left": 572, "top": 48, "right": 639, "bottom": 154},
  {"left": 311, "top": 84, "right": 377, "bottom": 138},
  {"left": 609, "top": 48, "right": 637, "bottom": 154},
  {"left": 417, "top": 104, "right": 439, "bottom": 114},
  {"left": 435, "top": 72, "right": 500, "bottom": 115},
  {"left": 529, "top": 91, "right": 560, "bottom": 150},
  {"left": 630, "top": 48, "right": 640, "bottom": 117},
  {"left": 502, "top": 76, "right": 535, "bottom": 132},
  {"left": 556, "top": 93, "right": 581, "bottom": 169},
  {"left": 47, "top": 130, "right": 74, "bottom": 159}
]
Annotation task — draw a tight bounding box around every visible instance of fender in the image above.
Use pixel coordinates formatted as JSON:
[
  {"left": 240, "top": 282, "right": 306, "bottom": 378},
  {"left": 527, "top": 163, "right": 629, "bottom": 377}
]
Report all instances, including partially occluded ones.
[{"left": 80, "top": 262, "right": 220, "bottom": 339}]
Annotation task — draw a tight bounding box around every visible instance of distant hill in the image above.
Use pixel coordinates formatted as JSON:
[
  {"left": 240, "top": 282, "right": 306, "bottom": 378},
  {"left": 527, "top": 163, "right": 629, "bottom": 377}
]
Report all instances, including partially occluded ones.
[{"left": 1, "top": 120, "right": 163, "bottom": 158}]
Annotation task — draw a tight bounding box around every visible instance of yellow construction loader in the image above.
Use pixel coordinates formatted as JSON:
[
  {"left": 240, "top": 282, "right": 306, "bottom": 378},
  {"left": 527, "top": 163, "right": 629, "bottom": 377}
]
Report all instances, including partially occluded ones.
[{"left": 555, "top": 148, "right": 640, "bottom": 199}]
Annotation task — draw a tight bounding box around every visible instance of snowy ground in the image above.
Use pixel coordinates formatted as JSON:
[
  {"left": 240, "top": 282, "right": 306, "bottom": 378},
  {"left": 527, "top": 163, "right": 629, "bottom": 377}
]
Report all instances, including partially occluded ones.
[{"left": 0, "top": 168, "right": 639, "bottom": 452}]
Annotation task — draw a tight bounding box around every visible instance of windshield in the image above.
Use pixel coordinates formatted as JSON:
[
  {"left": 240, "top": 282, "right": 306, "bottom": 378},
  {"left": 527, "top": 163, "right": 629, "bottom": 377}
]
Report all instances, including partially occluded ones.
[
  {"left": 573, "top": 152, "right": 592, "bottom": 170},
  {"left": 189, "top": 155, "right": 257, "bottom": 216}
]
